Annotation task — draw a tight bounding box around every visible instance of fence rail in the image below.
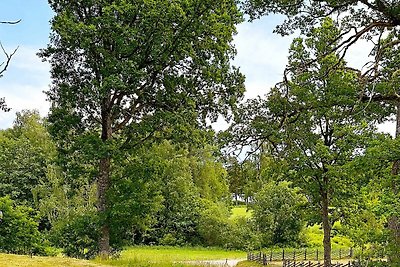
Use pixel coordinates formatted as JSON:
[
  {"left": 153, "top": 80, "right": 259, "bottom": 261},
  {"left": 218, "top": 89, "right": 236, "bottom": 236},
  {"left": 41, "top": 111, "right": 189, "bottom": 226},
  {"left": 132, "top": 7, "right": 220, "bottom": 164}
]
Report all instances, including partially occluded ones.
[
  {"left": 283, "top": 260, "right": 362, "bottom": 267},
  {"left": 247, "top": 251, "right": 269, "bottom": 265},
  {"left": 248, "top": 248, "right": 354, "bottom": 263}
]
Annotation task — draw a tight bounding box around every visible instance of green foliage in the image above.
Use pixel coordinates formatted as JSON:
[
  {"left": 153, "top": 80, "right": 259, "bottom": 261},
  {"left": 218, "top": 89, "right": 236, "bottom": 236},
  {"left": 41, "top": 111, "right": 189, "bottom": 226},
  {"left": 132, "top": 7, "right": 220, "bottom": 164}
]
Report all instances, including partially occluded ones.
[
  {"left": 242, "top": 0, "right": 400, "bottom": 41},
  {"left": 0, "top": 110, "right": 55, "bottom": 206},
  {"left": 107, "top": 141, "right": 232, "bottom": 247},
  {"left": 227, "top": 18, "right": 384, "bottom": 263},
  {"left": 252, "top": 181, "right": 307, "bottom": 247},
  {"left": 0, "top": 197, "right": 41, "bottom": 254},
  {"left": 42, "top": 0, "right": 245, "bottom": 253},
  {"left": 198, "top": 200, "right": 231, "bottom": 247},
  {"left": 190, "top": 146, "right": 230, "bottom": 202},
  {"left": 50, "top": 212, "right": 100, "bottom": 259},
  {"left": 227, "top": 216, "right": 261, "bottom": 250}
]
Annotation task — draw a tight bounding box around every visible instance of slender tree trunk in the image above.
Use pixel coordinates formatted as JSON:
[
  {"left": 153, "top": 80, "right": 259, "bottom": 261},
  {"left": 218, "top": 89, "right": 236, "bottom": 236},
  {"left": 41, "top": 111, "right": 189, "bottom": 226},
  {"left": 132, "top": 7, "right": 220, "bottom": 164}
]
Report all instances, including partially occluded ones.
[
  {"left": 98, "top": 156, "right": 111, "bottom": 257},
  {"left": 321, "top": 191, "right": 332, "bottom": 267},
  {"left": 98, "top": 110, "right": 112, "bottom": 258},
  {"left": 235, "top": 189, "right": 238, "bottom": 205},
  {"left": 388, "top": 102, "right": 400, "bottom": 264}
]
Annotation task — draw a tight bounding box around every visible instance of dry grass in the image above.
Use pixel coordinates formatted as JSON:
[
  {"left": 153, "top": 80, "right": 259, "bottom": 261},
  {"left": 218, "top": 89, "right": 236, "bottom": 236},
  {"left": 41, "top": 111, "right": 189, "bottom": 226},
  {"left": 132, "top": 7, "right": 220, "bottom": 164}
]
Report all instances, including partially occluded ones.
[{"left": 0, "top": 253, "right": 112, "bottom": 267}]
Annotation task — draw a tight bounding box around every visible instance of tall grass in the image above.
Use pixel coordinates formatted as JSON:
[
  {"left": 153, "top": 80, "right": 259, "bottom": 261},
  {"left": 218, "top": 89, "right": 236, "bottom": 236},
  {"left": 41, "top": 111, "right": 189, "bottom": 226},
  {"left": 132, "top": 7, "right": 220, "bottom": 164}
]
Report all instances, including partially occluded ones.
[{"left": 94, "top": 246, "right": 247, "bottom": 267}]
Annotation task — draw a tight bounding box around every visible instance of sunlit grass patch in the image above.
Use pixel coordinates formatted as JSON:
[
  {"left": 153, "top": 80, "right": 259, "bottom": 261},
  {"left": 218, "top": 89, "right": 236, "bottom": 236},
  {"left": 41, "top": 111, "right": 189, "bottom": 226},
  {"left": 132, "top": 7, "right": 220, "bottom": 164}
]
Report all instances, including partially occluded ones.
[
  {"left": 230, "top": 205, "right": 253, "bottom": 220},
  {"left": 0, "top": 253, "right": 110, "bottom": 267},
  {"left": 94, "top": 246, "right": 246, "bottom": 266}
]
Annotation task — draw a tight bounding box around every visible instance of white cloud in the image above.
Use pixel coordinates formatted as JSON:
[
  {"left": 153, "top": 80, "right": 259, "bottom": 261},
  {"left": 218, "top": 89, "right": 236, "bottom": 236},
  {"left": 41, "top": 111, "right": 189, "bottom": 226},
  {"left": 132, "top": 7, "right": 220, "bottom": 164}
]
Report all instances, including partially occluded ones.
[
  {"left": 233, "top": 17, "right": 292, "bottom": 100},
  {"left": 0, "top": 46, "right": 50, "bottom": 129}
]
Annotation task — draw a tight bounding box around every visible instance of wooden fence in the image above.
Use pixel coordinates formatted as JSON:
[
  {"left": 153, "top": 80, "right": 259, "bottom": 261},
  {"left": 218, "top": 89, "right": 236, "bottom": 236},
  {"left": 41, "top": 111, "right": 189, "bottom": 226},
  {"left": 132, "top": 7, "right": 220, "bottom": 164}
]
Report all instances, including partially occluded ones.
[
  {"left": 248, "top": 248, "right": 354, "bottom": 263},
  {"left": 282, "top": 260, "right": 362, "bottom": 267},
  {"left": 247, "top": 251, "right": 269, "bottom": 265}
]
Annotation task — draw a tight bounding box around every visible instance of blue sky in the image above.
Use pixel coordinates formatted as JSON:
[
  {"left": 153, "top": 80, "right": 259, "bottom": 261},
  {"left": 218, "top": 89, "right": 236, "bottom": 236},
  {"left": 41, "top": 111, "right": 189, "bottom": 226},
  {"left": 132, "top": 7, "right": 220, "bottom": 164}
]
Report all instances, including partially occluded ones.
[
  {"left": 0, "top": 2, "right": 394, "bottom": 133},
  {"left": 0, "top": 2, "right": 292, "bottom": 130},
  {"left": 0, "top": 0, "right": 53, "bottom": 128}
]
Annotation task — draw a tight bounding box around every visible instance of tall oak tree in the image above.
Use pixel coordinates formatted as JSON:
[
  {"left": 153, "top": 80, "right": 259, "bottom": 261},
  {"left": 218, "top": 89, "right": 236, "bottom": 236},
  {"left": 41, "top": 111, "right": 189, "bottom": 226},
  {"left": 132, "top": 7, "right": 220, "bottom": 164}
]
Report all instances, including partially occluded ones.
[{"left": 41, "top": 0, "right": 244, "bottom": 256}]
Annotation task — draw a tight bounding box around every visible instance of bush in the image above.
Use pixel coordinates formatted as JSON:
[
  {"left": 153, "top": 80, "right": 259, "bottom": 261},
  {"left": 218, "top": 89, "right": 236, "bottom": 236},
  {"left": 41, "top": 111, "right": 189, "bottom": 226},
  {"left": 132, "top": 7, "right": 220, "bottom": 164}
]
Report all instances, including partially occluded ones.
[
  {"left": 227, "top": 216, "right": 261, "bottom": 250},
  {"left": 0, "top": 196, "right": 42, "bottom": 254},
  {"left": 252, "top": 181, "right": 307, "bottom": 247},
  {"left": 50, "top": 212, "right": 100, "bottom": 259},
  {"left": 198, "top": 201, "right": 230, "bottom": 247}
]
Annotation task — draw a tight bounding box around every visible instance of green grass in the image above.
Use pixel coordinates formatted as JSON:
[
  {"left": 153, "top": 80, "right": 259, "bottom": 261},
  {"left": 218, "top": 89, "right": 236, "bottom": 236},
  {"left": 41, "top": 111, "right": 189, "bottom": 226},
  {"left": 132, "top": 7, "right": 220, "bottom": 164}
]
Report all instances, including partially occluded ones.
[
  {"left": 0, "top": 247, "right": 246, "bottom": 267},
  {"left": 94, "top": 246, "right": 247, "bottom": 267},
  {"left": 230, "top": 205, "right": 253, "bottom": 220},
  {"left": 0, "top": 253, "right": 111, "bottom": 267}
]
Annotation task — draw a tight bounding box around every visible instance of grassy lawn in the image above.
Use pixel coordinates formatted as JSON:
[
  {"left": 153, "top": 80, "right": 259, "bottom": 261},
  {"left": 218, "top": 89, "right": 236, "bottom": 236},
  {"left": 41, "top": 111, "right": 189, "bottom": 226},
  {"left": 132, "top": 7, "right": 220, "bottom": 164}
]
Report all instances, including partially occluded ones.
[
  {"left": 0, "top": 247, "right": 246, "bottom": 267},
  {"left": 230, "top": 205, "right": 252, "bottom": 220},
  {"left": 95, "top": 246, "right": 247, "bottom": 267},
  {"left": 0, "top": 253, "right": 111, "bottom": 267}
]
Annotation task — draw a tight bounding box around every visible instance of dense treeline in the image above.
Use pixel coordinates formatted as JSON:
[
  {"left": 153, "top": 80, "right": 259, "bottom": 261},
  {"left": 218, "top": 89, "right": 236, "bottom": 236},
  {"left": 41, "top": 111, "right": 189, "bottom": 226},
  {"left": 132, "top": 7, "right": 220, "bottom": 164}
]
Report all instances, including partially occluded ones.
[
  {"left": 0, "top": 109, "right": 394, "bottom": 261},
  {"left": 0, "top": 112, "right": 254, "bottom": 257}
]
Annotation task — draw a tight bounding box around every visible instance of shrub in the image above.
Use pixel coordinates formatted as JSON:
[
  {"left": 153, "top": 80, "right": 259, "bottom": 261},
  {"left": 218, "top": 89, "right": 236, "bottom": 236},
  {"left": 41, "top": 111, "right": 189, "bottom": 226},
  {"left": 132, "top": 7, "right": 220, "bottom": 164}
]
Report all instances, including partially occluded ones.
[
  {"left": 50, "top": 212, "right": 100, "bottom": 259},
  {"left": 0, "top": 196, "right": 42, "bottom": 254},
  {"left": 252, "top": 181, "right": 307, "bottom": 247},
  {"left": 198, "top": 201, "right": 230, "bottom": 247},
  {"left": 227, "top": 216, "right": 261, "bottom": 250}
]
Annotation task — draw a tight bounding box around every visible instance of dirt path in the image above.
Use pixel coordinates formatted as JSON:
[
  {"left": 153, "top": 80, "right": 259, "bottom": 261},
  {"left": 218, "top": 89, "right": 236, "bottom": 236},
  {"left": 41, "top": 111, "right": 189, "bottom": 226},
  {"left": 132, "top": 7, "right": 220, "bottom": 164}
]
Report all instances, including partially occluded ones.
[{"left": 185, "top": 259, "right": 246, "bottom": 267}]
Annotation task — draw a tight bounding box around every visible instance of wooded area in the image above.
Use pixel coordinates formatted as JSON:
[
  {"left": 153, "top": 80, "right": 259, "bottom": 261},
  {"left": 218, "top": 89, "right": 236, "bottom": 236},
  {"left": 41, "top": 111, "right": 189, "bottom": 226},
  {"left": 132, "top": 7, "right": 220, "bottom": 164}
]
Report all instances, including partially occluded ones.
[{"left": 0, "top": 1, "right": 399, "bottom": 267}]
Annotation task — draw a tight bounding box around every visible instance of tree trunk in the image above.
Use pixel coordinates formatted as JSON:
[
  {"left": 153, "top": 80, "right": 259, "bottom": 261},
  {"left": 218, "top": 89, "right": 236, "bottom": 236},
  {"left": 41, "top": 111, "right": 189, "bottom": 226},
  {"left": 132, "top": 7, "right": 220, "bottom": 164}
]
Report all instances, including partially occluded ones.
[
  {"left": 388, "top": 102, "right": 400, "bottom": 264},
  {"left": 321, "top": 192, "right": 332, "bottom": 267},
  {"left": 98, "top": 156, "right": 111, "bottom": 258},
  {"left": 98, "top": 110, "right": 112, "bottom": 258}
]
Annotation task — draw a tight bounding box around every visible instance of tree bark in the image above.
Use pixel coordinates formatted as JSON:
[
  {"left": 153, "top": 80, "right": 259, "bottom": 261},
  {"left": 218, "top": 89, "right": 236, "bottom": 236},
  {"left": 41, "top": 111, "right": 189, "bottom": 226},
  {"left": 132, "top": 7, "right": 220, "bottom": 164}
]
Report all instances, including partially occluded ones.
[
  {"left": 321, "top": 191, "right": 332, "bottom": 267},
  {"left": 98, "top": 110, "right": 112, "bottom": 258}
]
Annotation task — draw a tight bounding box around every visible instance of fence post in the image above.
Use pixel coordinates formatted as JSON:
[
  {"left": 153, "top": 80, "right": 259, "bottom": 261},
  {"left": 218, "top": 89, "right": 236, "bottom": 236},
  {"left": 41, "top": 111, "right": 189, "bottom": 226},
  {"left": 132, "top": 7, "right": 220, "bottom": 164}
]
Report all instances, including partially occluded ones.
[
  {"left": 339, "top": 248, "right": 342, "bottom": 259},
  {"left": 350, "top": 247, "right": 353, "bottom": 258},
  {"left": 283, "top": 249, "right": 285, "bottom": 261},
  {"left": 270, "top": 250, "right": 272, "bottom": 261},
  {"left": 305, "top": 248, "right": 307, "bottom": 260},
  {"left": 316, "top": 249, "right": 319, "bottom": 261}
]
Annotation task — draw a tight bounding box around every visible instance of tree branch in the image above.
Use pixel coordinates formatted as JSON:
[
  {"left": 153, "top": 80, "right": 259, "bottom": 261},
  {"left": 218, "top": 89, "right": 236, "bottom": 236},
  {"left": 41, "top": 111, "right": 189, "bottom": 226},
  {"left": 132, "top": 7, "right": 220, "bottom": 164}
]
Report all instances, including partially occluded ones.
[{"left": 0, "top": 42, "right": 19, "bottom": 77}]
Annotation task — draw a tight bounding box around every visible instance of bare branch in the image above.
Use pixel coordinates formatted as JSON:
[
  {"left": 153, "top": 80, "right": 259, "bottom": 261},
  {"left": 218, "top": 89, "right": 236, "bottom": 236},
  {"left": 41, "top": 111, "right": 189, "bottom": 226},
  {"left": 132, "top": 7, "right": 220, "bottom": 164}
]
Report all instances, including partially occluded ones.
[
  {"left": 0, "top": 41, "right": 19, "bottom": 76},
  {"left": 0, "top": 19, "right": 21, "bottom": 25}
]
